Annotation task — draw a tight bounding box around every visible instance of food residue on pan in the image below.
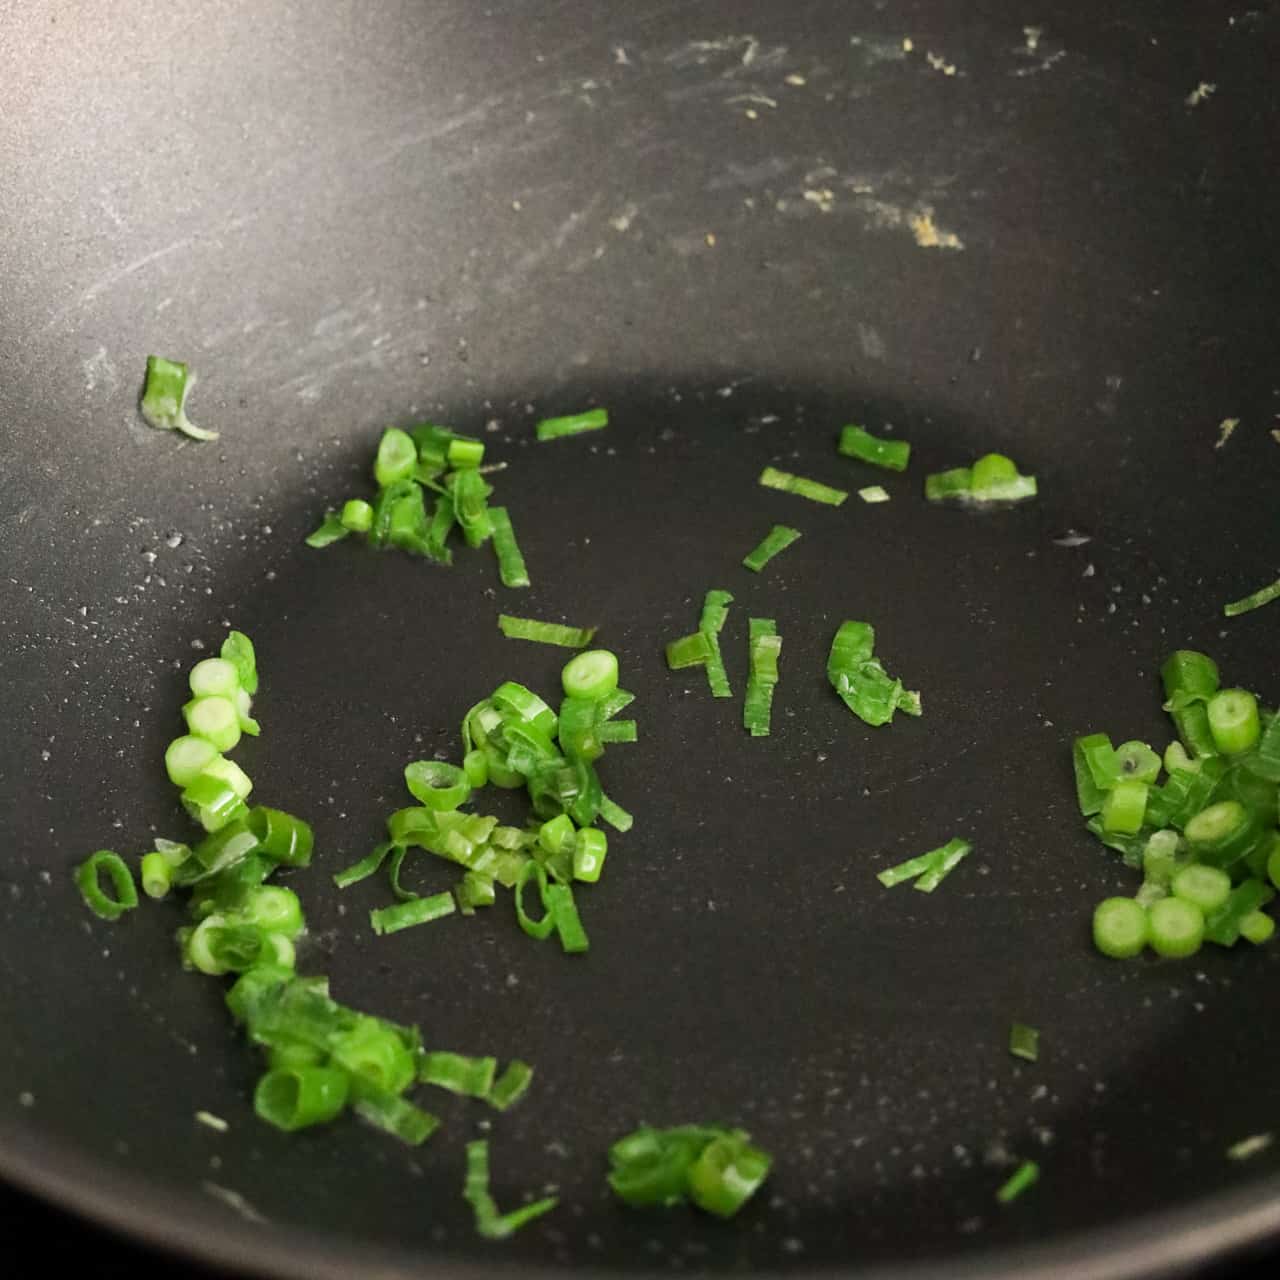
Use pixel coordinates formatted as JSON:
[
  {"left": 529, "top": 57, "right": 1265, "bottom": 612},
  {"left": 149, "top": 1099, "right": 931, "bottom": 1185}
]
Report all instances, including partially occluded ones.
[
  {"left": 1186, "top": 82, "right": 1216, "bottom": 107},
  {"left": 906, "top": 210, "right": 964, "bottom": 250},
  {"left": 1215, "top": 418, "right": 1239, "bottom": 449}
]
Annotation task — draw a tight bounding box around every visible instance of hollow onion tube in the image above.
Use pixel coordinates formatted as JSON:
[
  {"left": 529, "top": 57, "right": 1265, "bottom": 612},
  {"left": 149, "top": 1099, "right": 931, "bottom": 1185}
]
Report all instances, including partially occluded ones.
[{"left": 75, "top": 851, "right": 139, "bottom": 920}]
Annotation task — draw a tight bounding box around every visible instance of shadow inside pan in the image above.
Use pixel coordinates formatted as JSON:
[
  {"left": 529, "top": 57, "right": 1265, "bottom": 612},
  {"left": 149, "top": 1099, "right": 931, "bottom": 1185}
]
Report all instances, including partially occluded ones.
[{"left": 1, "top": 373, "right": 1277, "bottom": 1277}]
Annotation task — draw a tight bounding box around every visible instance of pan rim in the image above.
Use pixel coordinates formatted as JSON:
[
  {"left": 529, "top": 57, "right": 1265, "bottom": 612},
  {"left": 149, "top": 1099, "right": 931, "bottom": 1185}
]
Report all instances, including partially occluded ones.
[{"left": 2, "top": 1120, "right": 1277, "bottom": 1279}]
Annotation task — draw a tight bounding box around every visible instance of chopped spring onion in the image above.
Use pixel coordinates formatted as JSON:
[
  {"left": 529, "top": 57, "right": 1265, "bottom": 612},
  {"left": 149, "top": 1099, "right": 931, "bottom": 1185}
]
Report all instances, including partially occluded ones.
[
  {"left": 181, "top": 774, "right": 249, "bottom": 834},
  {"left": 254, "top": 1066, "right": 349, "bottom": 1132},
  {"left": 828, "top": 621, "right": 921, "bottom": 727},
  {"left": 1101, "top": 779, "right": 1149, "bottom": 835},
  {"left": 1160, "top": 650, "right": 1221, "bottom": 759},
  {"left": 666, "top": 631, "right": 712, "bottom": 669},
  {"left": 1072, "top": 734, "right": 1119, "bottom": 816},
  {"left": 75, "top": 851, "right": 139, "bottom": 921},
  {"left": 1171, "top": 864, "right": 1231, "bottom": 913},
  {"left": 742, "top": 524, "right": 801, "bottom": 573},
  {"left": 246, "top": 807, "right": 314, "bottom": 866},
  {"left": 419, "top": 1051, "right": 498, "bottom": 1098},
  {"left": 140, "top": 852, "right": 174, "bottom": 899},
  {"left": 1115, "top": 740, "right": 1161, "bottom": 785},
  {"left": 353, "top": 1088, "right": 440, "bottom": 1146},
  {"left": 743, "top": 617, "right": 781, "bottom": 737},
  {"left": 926, "top": 453, "right": 1037, "bottom": 503},
  {"left": 758, "top": 465, "right": 848, "bottom": 506},
  {"left": 330, "top": 844, "right": 389, "bottom": 885},
  {"left": 573, "top": 828, "right": 608, "bottom": 882},
  {"left": 200, "top": 756, "right": 253, "bottom": 801},
  {"left": 1207, "top": 689, "right": 1260, "bottom": 755},
  {"left": 699, "top": 589, "right": 734, "bottom": 698},
  {"left": 598, "top": 793, "right": 634, "bottom": 833},
  {"left": 544, "top": 881, "right": 589, "bottom": 953},
  {"left": 404, "top": 761, "right": 471, "bottom": 812},
  {"left": 515, "top": 861, "right": 554, "bottom": 940},
  {"left": 1147, "top": 896, "right": 1205, "bottom": 958},
  {"left": 189, "top": 658, "right": 241, "bottom": 700},
  {"left": 498, "top": 614, "right": 597, "bottom": 648},
  {"left": 369, "top": 892, "right": 456, "bottom": 936},
  {"left": 463, "top": 1139, "right": 559, "bottom": 1238},
  {"left": 858, "top": 485, "right": 890, "bottom": 503},
  {"left": 1009, "top": 1023, "right": 1040, "bottom": 1063},
  {"left": 687, "top": 1132, "right": 773, "bottom": 1218},
  {"left": 535, "top": 407, "right": 608, "bottom": 441},
  {"left": 140, "top": 355, "right": 218, "bottom": 441},
  {"left": 1223, "top": 576, "right": 1280, "bottom": 618},
  {"left": 1184, "top": 800, "right": 1260, "bottom": 871},
  {"left": 996, "top": 1160, "right": 1040, "bottom": 1204},
  {"left": 1240, "top": 911, "right": 1276, "bottom": 945},
  {"left": 341, "top": 498, "right": 373, "bottom": 532},
  {"left": 1092, "top": 897, "right": 1148, "bottom": 958},
  {"left": 306, "top": 512, "right": 351, "bottom": 548},
  {"left": 1204, "top": 879, "right": 1275, "bottom": 947},
  {"left": 375, "top": 428, "right": 418, "bottom": 488},
  {"left": 165, "top": 735, "right": 222, "bottom": 788},
  {"left": 837, "top": 424, "right": 911, "bottom": 472},
  {"left": 562, "top": 649, "right": 619, "bottom": 701},
  {"left": 183, "top": 696, "right": 242, "bottom": 754},
  {"left": 876, "top": 837, "right": 973, "bottom": 892},
  {"left": 607, "top": 1125, "right": 770, "bottom": 1216},
  {"left": 487, "top": 1060, "right": 534, "bottom": 1111},
  {"left": 488, "top": 507, "right": 530, "bottom": 588}
]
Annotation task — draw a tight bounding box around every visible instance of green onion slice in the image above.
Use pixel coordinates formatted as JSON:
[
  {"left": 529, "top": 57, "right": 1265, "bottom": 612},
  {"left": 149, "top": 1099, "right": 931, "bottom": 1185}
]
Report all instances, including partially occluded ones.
[
  {"left": 742, "top": 524, "right": 801, "bottom": 573},
  {"left": 140, "top": 355, "right": 218, "bottom": 441},
  {"left": 535, "top": 408, "right": 608, "bottom": 441},
  {"left": 463, "top": 1139, "right": 559, "bottom": 1238},
  {"left": 404, "top": 761, "right": 471, "bottom": 812},
  {"left": 828, "top": 621, "right": 921, "bottom": 728},
  {"left": 488, "top": 506, "right": 530, "bottom": 588},
  {"left": 877, "top": 838, "right": 972, "bottom": 892},
  {"left": 743, "top": 617, "right": 780, "bottom": 737},
  {"left": 333, "top": 841, "right": 395, "bottom": 889},
  {"left": 75, "top": 850, "right": 139, "bottom": 921},
  {"left": 419, "top": 1051, "right": 498, "bottom": 1098},
  {"left": 665, "top": 631, "right": 712, "bottom": 670},
  {"left": 498, "top": 614, "right": 597, "bottom": 648},
  {"left": 996, "top": 1160, "right": 1039, "bottom": 1204},
  {"left": 487, "top": 1060, "right": 534, "bottom": 1111},
  {"left": 370, "top": 892, "right": 456, "bottom": 936},
  {"left": 220, "top": 631, "right": 258, "bottom": 696},
  {"left": 254, "top": 1067, "right": 349, "bottom": 1132},
  {"left": 758, "top": 465, "right": 848, "bottom": 506},
  {"left": 1223, "top": 576, "right": 1280, "bottom": 618},
  {"left": 837, "top": 424, "right": 911, "bottom": 471},
  {"left": 305, "top": 511, "right": 351, "bottom": 548},
  {"left": 699, "top": 589, "right": 734, "bottom": 698}
]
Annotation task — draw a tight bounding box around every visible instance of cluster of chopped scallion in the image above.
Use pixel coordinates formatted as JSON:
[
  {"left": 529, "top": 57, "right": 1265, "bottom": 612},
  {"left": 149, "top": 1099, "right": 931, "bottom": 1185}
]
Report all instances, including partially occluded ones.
[
  {"left": 74, "top": 633, "right": 563, "bottom": 1230},
  {"left": 333, "top": 647, "right": 637, "bottom": 954},
  {"left": 1077, "top": 650, "right": 1280, "bottom": 959},
  {"left": 306, "top": 424, "right": 529, "bottom": 587}
]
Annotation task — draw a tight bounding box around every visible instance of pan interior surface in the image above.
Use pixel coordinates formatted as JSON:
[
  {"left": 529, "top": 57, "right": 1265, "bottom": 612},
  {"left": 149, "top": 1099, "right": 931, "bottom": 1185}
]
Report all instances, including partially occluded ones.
[{"left": 1, "top": 1, "right": 1277, "bottom": 1276}]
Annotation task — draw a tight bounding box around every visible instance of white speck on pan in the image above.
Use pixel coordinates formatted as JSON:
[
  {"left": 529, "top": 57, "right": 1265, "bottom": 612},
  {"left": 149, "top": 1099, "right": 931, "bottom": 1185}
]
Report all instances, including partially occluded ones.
[{"left": 1186, "top": 82, "right": 1216, "bottom": 106}]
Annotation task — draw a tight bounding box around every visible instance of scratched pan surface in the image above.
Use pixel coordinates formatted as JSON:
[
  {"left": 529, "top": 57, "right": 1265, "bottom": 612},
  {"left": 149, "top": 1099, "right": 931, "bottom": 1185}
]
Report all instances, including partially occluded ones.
[{"left": 1, "top": 1, "right": 1278, "bottom": 1276}]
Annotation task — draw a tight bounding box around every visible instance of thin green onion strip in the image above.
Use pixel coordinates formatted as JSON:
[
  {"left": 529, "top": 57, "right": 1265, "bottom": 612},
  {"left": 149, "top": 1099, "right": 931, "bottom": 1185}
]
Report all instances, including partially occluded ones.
[
  {"left": 665, "top": 631, "right": 712, "bottom": 670},
  {"left": 837, "top": 424, "right": 911, "bottom": 472},
  {"left": 699, "top": 589, "right": 734, "bottom": 698},
  {"left": 1223, "top": 576, "right": 1280, "bottom": 618},
  {"left": 742, "top": 524, "right": 801, "bottom": 574},
  {"left": 463, "top": 1139, "right": 559, "bottom": 1238},
  {"left": 498, "top": 614, "right": 597, "bottom": 648},
  {"left": 535, "top": 408, "right": 608, "bottom": 442},
  {"left": 996, "top": 1160, "right": 1040, "bottom": 1204},
  {"left": 743, "top": 617, "right": 780, "bottom": 737},
  {"left": 758, "top": 465, "right": 848, "bottom": 507},
  {"left": 858, "top": 485, "right": 891, "bottom": 504},
  {"left": 370, "top": 892, "right": 456, "bottom": 937},
  {"left": 487, "top": 1060, "right": 535, "bottom": 1111},
  {"left": 419, "top": 1051, "right": 498, "bottom": 1098},
  {"left": 877, "top": 838, "right": 972, "bottom": 892},
  {"left": 488, "top": 507, "right": 530, "bottom": 588}
]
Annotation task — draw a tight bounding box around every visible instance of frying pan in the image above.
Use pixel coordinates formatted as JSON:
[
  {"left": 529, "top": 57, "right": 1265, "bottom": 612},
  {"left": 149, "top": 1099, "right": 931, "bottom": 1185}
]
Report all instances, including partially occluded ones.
[{"left": 2, "top": 0, "right": 1277, "bottom": 1275}]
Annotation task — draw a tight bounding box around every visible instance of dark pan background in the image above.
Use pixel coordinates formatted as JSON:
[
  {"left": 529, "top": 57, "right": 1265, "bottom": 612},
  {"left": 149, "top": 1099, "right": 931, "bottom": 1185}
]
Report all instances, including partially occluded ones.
[{"left": 1, "top": 1, "right": 1278, "bottom": 1277}]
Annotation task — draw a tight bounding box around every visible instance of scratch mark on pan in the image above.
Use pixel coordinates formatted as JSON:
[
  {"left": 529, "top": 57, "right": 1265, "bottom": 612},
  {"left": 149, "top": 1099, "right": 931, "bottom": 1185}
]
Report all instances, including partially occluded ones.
[{"left": 372, "top": 98, "right": 501, "bottom": 166}]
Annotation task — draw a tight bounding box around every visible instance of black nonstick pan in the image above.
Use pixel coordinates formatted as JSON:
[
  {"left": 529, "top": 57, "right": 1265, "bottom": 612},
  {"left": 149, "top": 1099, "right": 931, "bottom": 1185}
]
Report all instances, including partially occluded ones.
[{"left": 2, "top": 1, "right": 1278, "bottom": 1276}]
